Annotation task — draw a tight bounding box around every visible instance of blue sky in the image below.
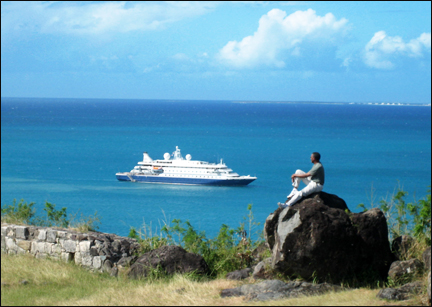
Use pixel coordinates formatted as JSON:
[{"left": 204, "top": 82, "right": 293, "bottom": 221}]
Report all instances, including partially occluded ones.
[{"left": 1, "top": 1, "right": 431, "bottom": 103}]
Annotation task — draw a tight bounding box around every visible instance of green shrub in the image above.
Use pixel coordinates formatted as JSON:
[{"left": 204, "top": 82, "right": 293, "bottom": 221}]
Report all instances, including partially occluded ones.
[
  {"left": 1, "top": 199, "right": 36, "bottom": 225},
  {"left": 129, "top": 204, "right": 264, "bottom": 278},
  {"left": 1, "top": 199, "right": 100, "bottom": 233},
  {"left": 43, "top": 202, "right": 69, "bottom": 228},
  {"left": 358, "top": 185, "right": 431, "bottom": 245}
]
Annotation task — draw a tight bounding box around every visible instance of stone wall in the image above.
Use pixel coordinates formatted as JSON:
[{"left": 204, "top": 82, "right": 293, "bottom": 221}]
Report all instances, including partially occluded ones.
[{"left": 1, "top": 223, "right": 141, "bottom": 273}]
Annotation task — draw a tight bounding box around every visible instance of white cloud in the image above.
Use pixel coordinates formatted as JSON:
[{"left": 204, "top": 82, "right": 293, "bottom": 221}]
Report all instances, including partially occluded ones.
[
  {"left": 364, "top": 31, "right": 431, "bottom": 69},
  {"left": 1, "top": 1, "right": 215, "bottom": 37},
  {"left": 217, "top": 8, "right": 349, "bottom": 69}
]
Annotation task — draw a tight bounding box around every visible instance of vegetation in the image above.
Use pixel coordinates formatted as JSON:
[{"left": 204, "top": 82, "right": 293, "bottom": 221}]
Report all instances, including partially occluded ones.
[
  {"left": 358, "top": 185, "right": 431, "bottom": 245},
  {"left": 1, "top": 186, "right": 430, "bottom": 305},
  {"left": 358, "top": 186, "right": 430, "bottom": 292},
  {"left": 129, "top": 204, "right": 266, "bottom": 278},
  {"left": 1, "top": 199, "right": 100, "bottom": 232}
]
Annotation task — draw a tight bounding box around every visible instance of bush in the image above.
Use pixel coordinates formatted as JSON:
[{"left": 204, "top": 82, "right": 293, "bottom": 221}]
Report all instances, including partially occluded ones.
[
  {"left": 1, "top": 199, "right": 35, "bottom": 225},
  {"left": 358, "top": 185, "right": 431, "bottom": 246},
  {"left": 1, "top": 199, "right": 100, "bottom": 232},
  {"left": 129, "top": 204, "right": 264, "bottom": 277}
]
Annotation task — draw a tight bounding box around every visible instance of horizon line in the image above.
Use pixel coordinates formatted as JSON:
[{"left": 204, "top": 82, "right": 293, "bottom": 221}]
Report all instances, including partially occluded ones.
[{"left": 1, "top": 96, "right": 431, "bottom": 106}]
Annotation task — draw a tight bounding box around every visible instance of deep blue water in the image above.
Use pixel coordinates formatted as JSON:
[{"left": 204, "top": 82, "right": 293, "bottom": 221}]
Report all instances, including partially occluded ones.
[{"left": 1, "top": 97, "right": 431, "bottom": 238}]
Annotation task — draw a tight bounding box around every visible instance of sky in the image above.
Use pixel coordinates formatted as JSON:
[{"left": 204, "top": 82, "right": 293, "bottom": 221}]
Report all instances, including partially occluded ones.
[{"left": 1, "top": 1, "right": 431, "bottom": 103}]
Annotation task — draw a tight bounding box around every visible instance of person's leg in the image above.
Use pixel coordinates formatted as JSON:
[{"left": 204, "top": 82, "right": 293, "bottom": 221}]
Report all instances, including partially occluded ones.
[
  {"left": 292, "top": 169, "right": 311, "bottom": 189},
  {"left": 286, "top": 169, "right": 311, "bottom": 199},
  {"left": 285, "top": 181, "right": 323, "bottom": 207},
  {"left": 300, "top": 181, "right": 323, "bottom": 198}
]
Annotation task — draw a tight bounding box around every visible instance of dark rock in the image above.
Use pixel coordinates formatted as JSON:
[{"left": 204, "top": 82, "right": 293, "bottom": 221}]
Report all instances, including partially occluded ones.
[
  {"left": 422, "top": 247, "right": 431, "bottom": 271},
  {"left": 221, "top": 280, "right": 343, "bottom": 301},
  {"left": 265, "top": 202, "right": 360, "bottom": 282},
  {"left": 88, "top": 235, "right": 99, "bottom": 241},
  {"left": 90, "top": 246, "right": 99, "bottom": 256},
  {"left": 27, "top": 226, "right": 38, "bottom": 240},
  {"left": 221, "top": 280, "right": 286, "bottom": 298},
  {"left": 128, "top": 245, "right": 209, "bottom": 279},
  {"left": 252, "top": 257, "right": 272, "bottom": 279},
  {"left": 303, "top": 192, "right": 350, "bottom": 211},
  {"left": 251, "top": 242, "right": 270, "bottom": 264},
  {"left": 350, "top": 208, "right": 394, "bottom": 280},
  {"left": 377, "top": 288, "right": 406, "bottom": 301},
  {"left": 77, "top": 234, "right": 88, "bottom": 241},
  {"left": 20, "top": 280, "right": 29, "bottom": 285},
  {"left": 220, "top": 287, "right": 243, "bottom": 298},
  {"left": 103, "top": 259, "right": 113, "bottom": 273},
  {"left": 377, "top": 281, "right": 423, "bottom": 301},
  {"left": 117, "top": 256, "right": 136, "bottom": 267},
  {"left": 99, "top": 247, "right": 113, "bottom": 259},
  {"left": 264, "top": 210, "right": 280, "bottom": 251},
  {"left": 98, "top": 234, "right": 113, "bottom": 243},
  {"left": 226, "top": 268, "right": 252, "bottom": 280},
  {"left": 119, "top": 240, "right": 131, "bottom": 254},
  {"left": 264, "top": 195, "right": 392, "bottom": 283},
  {"left": 388, "top": 259, "right": 424, "bottom": 282},
  {"left": 265, "top": 192, "right": 349, "bottom": 251},
  {"left": 249, "top": 281, "right": 343, "bottom": 301},
  {"left": 110, "top": 264, "right": 119, "bottom": 278},
  {"left": 392, "top": 235, "right": 414, "bottom": 260},
  {"left": 112, "top": 240, "right": 121, "bottom": 253}
]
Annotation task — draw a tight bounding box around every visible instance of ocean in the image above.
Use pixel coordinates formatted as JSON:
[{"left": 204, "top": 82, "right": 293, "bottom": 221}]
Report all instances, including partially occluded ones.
[{"left": 1, "top": 97, "right": 431, "bottom": 238}]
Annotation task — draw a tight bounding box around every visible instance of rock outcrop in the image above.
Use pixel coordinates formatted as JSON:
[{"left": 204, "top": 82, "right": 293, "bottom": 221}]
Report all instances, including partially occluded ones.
[
  {"left": 264, "top": 192, "right": 393, "bottom": 283},
  {"left": 377, "top": 281, "right": 423, "bottom": 301},
  {"left": 350, "top": 207, "right": 396, "bottom": 279},
  {"left": 221, "top": 279, "right": 343, "bottom": 301},
  {"left": 128, "top": 245, "right": 209, "bottom": 279},
  {"left": 226, "top": 268, "right": 252, "bottom": 280},
  {"left": 388, "top": 259, "right": 424, "bottom": 282},
  {"left": 252, "top": 257, "right": 272, "bottom": 279}
]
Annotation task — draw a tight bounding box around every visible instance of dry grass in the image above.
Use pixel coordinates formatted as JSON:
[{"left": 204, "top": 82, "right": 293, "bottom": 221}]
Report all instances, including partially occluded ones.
[{"left": 1, "top": 253, "right": 427, "bottom": 306}]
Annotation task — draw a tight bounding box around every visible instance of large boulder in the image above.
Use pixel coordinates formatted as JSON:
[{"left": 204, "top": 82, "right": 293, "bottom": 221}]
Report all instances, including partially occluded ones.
[
  {"left": 350, "top": 208, "right": 395, "bottom": 279},
  {"left": 128, "top": 245, "right": 209, "bottom": 279},
  {"left": 264, "top": 192, "right": 392, "bottom": 283}
]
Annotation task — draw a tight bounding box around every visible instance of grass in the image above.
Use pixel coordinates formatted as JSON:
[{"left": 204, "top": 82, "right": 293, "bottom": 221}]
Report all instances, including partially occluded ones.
[{"left": 1, "top": 253, "right": 426, "bottom": 306}]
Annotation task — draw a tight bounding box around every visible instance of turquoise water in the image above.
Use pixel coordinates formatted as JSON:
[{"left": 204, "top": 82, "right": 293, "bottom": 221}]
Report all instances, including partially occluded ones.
[{"left": 1, "top": 97, "right": 431, "bottom": 237}]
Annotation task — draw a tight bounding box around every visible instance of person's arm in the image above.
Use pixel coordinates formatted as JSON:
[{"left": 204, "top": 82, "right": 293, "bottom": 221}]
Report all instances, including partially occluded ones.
[{"left": 291, "top": 172, "right": 311, "bottom": 182}]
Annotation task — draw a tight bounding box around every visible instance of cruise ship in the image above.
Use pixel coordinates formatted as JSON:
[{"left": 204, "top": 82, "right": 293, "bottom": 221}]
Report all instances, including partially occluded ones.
[{"left": 116, "top": 146, "right": 257, "bottom": 186}]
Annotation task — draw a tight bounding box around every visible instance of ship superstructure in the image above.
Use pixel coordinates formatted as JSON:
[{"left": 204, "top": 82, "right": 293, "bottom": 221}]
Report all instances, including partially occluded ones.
[{"left": 116, "top": 146, "right": 256, "bottom": 186}]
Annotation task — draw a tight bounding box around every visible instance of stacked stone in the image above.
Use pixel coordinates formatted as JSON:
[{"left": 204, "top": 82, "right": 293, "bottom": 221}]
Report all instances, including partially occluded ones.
[{"left": 1, "top": 224, "right": 140, "bottom": 272}]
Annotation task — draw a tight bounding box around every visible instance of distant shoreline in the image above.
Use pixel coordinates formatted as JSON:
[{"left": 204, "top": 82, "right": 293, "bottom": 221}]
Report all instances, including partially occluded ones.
[
  {"left": 232, "top": 100, "right": 431, "bottom": 107},
  {"left": 1, "top": 96, "right": 430, "bottom": 107}
]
